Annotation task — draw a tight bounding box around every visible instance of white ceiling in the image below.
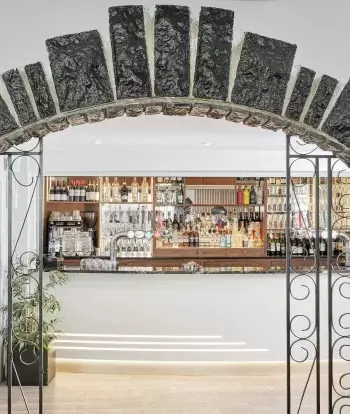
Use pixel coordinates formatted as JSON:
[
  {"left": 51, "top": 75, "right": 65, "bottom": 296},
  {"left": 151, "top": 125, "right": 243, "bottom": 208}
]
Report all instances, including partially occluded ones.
[{"left": 33, "top": 114, "right": 344, "bottom": 177}]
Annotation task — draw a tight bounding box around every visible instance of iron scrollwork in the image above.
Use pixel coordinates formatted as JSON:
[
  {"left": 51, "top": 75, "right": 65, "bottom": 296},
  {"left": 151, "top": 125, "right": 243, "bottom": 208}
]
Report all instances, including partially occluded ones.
[
  {"left": 330, "top": 160, "right": 350, "bottom": 413},
  {"left": 287, "top": 136, "right": 321, "bottom": 413},
  {"left": 4, "top": 138, "right": 44, "bottom": 414}
]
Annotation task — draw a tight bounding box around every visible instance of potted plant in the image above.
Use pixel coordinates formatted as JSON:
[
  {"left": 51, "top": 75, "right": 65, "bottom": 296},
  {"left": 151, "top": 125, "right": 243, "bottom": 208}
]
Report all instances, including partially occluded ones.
[{"left": 0, "top": 257, "right": 68, "bottom": 386}]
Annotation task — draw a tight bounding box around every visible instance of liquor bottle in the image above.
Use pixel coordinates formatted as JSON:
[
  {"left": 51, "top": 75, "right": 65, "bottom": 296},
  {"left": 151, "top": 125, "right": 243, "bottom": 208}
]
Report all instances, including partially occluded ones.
[
  {"left": 244, "top": 209, "right": 249, "bottom": 232},
  {"left": 94, "top": 181, "right": 100, "bottom": 201},
  {"left": 297, "top": 237, "right": 303, "bottom": 256},
  {"left": 62, "top": 181, "right": 68, "bottom": 202},
  {"left": 177, "top": 187, "right": 184, "bottom": 204},
  {"left": 148, "top": 189, "right": 152, "bottom": 203},
  {"left": 89, "top": 181, "right": 95, "bottom": 201},
  {"left": 127, "top": 188, "right": 132, "bottom": 203},
  {"left": 85, "top": 181, "right": 90, "bottom": 201},
  {"left": 270, "top": 234, "right": 276, "bottom": 256},
  {"left": 103, "top": 177, "right": 111, "bottom": 202},
  {"left": 131, "top": 177, "right": 139, "bottom": 202},
  {"left": 49, "top": 181, "right": 55, "bottom": 201},
  {"left": 267, "top": 233, "right": 272, "bottom": 256},
  {"left": 291, "top": 236, "right": 298, "bottom": 256},
  {"left": 281, "top": 236, "right": 286, "bottom": 256},
  {"left": 73, "top": 181, "right": 79, "bottom": 202},
  {"left": 80, "top": 181, "right": 86, "bottom": 202},
  {"left": 243, "top": 186, "right": 250, "bottom": 205},
  {"left": 164, "top": 184, "right": 172, "bottom": 204},
  {"left": 320, "top": 237, "right": 327, "bottom": 256},
  {"left": 236, "top": 186, "right": 243, "bottom": 204},
  {"left": 256, "top": 181, "right": 263, "bottom": 204},
  {"left": 250, "top": 186, "right": 256, "bottom": 204},
  {"left": 309, "top": 236, "right": 315, "bottom": 256},
  {"left": 276, "top": 234, "right": 281, "bottom": 256},
  {"left": 238, "top": 209, "right": 244, "bottom": 231},
  {"left": 121, "top": 181, "right": 128, "bottom": 203},
  {"left": 112, "top": 177, "right": 121, "bottom": 202},
  {"left": 68, "top": 182, "right": 74, "bottom": 202},
  {"left": 54, "top": 181, "right": 60, "bottom": 201},
  {"left": 141, "top": 177, "right": 148, "bottom": 202}
]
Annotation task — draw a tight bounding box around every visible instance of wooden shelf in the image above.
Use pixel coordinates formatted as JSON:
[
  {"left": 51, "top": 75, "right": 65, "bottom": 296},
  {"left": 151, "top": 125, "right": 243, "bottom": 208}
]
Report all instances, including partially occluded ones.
[
  {"left": 46, "top": 201, "right": 99, "bottom": 204},
  {"left": 155, "top": 204, "right": 264, "bottom": 207},
  {"left": 100, "top": 202, "right": 153, "bottom": 205},
  {"left": 154, "top": 248, "right": 265, "bottom": 258}
]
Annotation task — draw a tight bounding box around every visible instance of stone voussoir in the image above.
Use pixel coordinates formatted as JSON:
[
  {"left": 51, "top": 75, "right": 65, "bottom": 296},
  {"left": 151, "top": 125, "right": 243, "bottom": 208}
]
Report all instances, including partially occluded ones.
[
  {"left": 189, "top": 103, "right": 211, "bottom": 117},
  {"left": 244, "top": 112, "right": 269, "bottom": 128},
  {"left": 164, "top": 103, "right": 191, "bottom": 116},
  {"left": 87, "top": 109, "right": 106, "bottom": 124},
  {"left": 126, "top": 104, "right": 144, "bottom": 117},
  {"left": 47, "top": 117, "right": 70, "bottom": 133},
  {"left": 67, "top": 113, "right": 88, "bottom": 126}
]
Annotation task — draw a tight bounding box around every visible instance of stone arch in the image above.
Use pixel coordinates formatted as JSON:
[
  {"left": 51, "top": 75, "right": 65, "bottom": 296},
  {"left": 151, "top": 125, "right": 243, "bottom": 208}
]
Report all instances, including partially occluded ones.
[{"left": 0, "top": 5, "right": 350, "bottom": 166}]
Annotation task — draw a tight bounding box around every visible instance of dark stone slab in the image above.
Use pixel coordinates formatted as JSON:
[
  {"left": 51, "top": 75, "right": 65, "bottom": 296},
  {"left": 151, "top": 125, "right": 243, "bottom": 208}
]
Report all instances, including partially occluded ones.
[
  {"left": 46, "top": 30, "right": 113, "bottom": 112},
  {"left": 25, "top": 62, "right": 56, "bottom": 119},
  {"left": 0, "top": 95, "right": 18, "bottom": 136},
  {"left": 285, "top": 67, "right": 315, "bottom": 121},
  {"left": 193, "top": 7, "right": 234, "bottom": 101},
  {"left": 109, "top": 6, "right": 152, "bottom": 99},
  {"left": 304, "top": 75, "right": 338, "bottom": 129},
  {"left": 2, "top": 69, "right": 37, "bottom": 126},
  {"left": 322, "top": 80, "right": 350, "bottom": 145},
  {"left": 154, "top": 5, "right": 190, "bottom": 97},
  {"left": 231, "top": 32, "right": 297, "bottom": 115}
]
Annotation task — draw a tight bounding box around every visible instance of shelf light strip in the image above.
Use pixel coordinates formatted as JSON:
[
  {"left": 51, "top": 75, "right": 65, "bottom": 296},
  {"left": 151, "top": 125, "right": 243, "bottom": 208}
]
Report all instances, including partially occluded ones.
[
  {"left": 55, "top": 346, "right": 268, "bottom": 353},
  {"left": 57, "top": 333, "right": 223, "bottom": 339},
  {"left": 55, "top": 340, "right": 246, "bottom": 346}
]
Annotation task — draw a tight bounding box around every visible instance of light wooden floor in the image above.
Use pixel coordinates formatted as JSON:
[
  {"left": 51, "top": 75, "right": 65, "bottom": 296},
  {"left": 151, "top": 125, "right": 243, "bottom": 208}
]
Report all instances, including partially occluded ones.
[{"left": 0, "top": 372, "right": 316, "bottom": 413}]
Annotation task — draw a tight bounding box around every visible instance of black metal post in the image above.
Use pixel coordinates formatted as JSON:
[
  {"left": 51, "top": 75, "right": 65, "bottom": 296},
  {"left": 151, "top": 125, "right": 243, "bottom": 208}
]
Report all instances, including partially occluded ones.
[
  {"left": 38, "top": 139, "right": 44, "bottom": 413},
  {"left": 315, "top": 159, "right": 321, "bottom": 414},
  {"left": 327, "top": 158, "right": 333, "bottom": 414},
  {"left": 7, "top": 155, "right": 12, "bottom": 414},
  {"left": 286, "top": 135, "right": 291, "bottom": 414}
]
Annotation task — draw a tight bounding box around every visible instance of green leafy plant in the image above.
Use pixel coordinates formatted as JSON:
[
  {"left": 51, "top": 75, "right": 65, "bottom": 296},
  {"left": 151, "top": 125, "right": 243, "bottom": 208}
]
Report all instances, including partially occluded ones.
[{"left": 0, "top": 260, "right": 68, "bottom": 353}]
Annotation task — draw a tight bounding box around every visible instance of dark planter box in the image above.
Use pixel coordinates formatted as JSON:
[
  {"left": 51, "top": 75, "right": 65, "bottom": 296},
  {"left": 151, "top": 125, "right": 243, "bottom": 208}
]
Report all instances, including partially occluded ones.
[{"left": 11, "top": 346, "right": 56, "bottom": 386}]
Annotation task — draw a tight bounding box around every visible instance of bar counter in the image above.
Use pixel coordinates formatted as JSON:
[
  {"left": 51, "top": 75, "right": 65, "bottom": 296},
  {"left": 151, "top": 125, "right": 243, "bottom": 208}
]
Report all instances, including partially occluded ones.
[{"left": 52, "top": 268, "right": 345, "bottom": 376}]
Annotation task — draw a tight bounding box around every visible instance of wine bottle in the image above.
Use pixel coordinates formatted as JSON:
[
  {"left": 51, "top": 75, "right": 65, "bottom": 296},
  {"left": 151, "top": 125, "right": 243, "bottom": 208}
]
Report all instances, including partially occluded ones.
[
  {"left": 250, "top": 186, "right": 256, "bottom": 204},
  {"left": 49, "top": 181, "right": 55, "bottom": 201},
  {"left": 56, "top": 181, "right": 61, "bottom": 202},
  {"left": 121, "top": 181, "right": 128, "bottom": 203},
  {"left": 236, "top": 186, "right": 243, "bottom": 204},
  {"left": 94, "top": 181, "right": 100, "bottom": 201},
  {"left": 131, "top": 177, "right": 139, "bottom": 203},
  {"left": 80, "top": 181, "right": 86, "bottom": 202}
]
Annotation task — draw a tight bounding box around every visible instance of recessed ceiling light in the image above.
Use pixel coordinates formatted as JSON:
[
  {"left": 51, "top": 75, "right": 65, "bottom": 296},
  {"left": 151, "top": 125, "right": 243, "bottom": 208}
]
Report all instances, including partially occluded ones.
[
  {"left": 202, "top": 142, "right": 212, "bottom": 146},
  {"left": 91, "top": 140, "right": 102, "bottom": 145}
]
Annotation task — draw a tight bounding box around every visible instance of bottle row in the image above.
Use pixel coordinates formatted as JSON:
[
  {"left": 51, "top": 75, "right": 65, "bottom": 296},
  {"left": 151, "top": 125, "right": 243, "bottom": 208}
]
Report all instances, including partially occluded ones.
[
  {"left": 155, "top": 208, "right": 264, "bottom": 249},
  {"left": 49, "top": 180, "right": 100, "bottom": 202},
  {"left": 102, "top": 177, "right": 152, "bottom": 203},
  {"left": 267, "top": 233, "right": 346, "bottom": 257}
]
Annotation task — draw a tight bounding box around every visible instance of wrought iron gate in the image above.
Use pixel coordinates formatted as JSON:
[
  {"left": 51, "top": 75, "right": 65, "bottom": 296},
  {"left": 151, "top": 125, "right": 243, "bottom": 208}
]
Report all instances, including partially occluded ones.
[
  {"left": 1, "top": 135, "right": 349, "bottom": 413},
  {"left": 286, "top": 135, "right": 350, "bottom": 413},
  {"left": 3, "top": 138, "right": 44, "bottom": 414}
]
